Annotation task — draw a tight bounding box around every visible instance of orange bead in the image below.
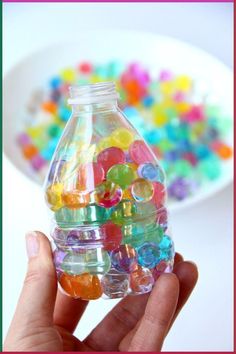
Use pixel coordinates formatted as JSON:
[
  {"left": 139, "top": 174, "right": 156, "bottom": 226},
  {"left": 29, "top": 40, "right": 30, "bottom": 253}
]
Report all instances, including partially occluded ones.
[
  {"left": 59, "top": 273, "right": 102, "bottom": 299},
  {"left": 216, "top": 144, "right": 233, "bottom": 159},
  {"left": 22, "top": 144, "right": 38, "bottom": 159},
  {"left": 62, "top": 190, "right": 90, "bottom": 209},
  {"left": 42, "top": 101, "right": 57, "bottom": 114},
  {"left": 122, "top": 189, "right": 133, "bottom": 200}
]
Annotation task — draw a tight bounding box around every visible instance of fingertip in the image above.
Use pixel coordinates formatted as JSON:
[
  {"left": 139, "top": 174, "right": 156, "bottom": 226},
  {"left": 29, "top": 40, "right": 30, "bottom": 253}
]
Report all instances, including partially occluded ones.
[{"left": 174, "top": 252, "right": 184, "bottom": 265}]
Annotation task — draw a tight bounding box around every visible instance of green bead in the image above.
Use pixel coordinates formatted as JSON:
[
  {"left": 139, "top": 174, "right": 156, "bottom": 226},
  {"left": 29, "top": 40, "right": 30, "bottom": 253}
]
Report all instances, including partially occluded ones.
[
  {"left": 48, "top": 124, "right": 62, "bottom": 138},
  {"left": 107, "top": 164, "right": 136, "bottom": 189},
  {"left": 174, "top": 159, "right": 193, "bottom": 178},
  {"left": 198, "top": 156, "right": 221, "bottom": 180},
  {"left": 111, "top": 200, "right": 137, "bottom": 226},
  {"left": 158, "top": 139, "right": 174, "bottom": 153},
  {"left": 55, "top": 204, "right": 111, "bottom": 227},
  {"left": 61, "top": 249, "right": 111, "bottom": 275}
]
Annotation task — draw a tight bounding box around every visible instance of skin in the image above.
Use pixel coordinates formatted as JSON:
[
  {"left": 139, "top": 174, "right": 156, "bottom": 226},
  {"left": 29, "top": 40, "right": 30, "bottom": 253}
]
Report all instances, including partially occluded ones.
[{"left": 4, "top": 231, "right": 198, "bottom": 352}]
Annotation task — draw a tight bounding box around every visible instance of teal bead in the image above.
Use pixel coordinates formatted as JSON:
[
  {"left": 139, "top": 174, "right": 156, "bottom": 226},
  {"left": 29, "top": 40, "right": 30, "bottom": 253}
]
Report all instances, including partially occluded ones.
[
  {"left": 107, "top": 61, "right": 124, "bottom": 78},
  {"left": 198, "top": 156, "right": 221, "bottom": 180},
  {"left": 48, "top": 124, "right": 62, "bottom": 138},
  {"left": 61, "top": 248, "right": 111, "bottom": 275},
  {"left": 174, "top": 159, "right": 193, "bottom": 178},
  {"left": 55, "top": 204, "right": 112, "bottom": 227}
]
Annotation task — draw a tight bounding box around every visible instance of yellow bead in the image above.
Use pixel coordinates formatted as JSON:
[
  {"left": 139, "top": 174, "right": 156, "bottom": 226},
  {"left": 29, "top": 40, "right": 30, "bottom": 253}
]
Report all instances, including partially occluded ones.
[
  {"left": 174, "top": 75, "right": 192, "bottom": 92},
  {"left": 46, "top": 183, "right": 64, "bottom": 211},
  {"left": 159, "top": 81, "right": 174, "bottom": 96},
  {"left": 153, "top": 112, "right": 168, "bottom": 127},
  {"left": 175, "top": 102, "right": 191, "bottom": 115},
  {"left": 60, "top": 68, "right": 76, "bottom": 83},
  {"left": 122, "top": 189, "right": 133, "bottom": 200},
  {"left": 111, "top": 128, "right": 135, "bottom": 149},
  {"left": 96, "top": 137, "right": 114, "bottom": 153}
]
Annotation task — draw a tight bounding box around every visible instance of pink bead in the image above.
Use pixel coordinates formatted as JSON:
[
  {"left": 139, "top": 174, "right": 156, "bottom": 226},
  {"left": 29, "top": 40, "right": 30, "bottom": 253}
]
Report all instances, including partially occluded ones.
[
  {"left": 159, "top": 70, "right": 173, "bottom": 81},
  {"left": 17, "top": 133, "right": 31, "bottom": 146},
  {"left": 97, "top": 147, "right": 126, "bottom": 174},
  {"left": 31, "top": 155, "right": 46, "bottom": 170},
  {"left": 95, "top": 181, "right": 122, "bottom": 208},
  {"left": 182, "top": 105, "right": 205, "bottom": 122},
  {"left": 129, "top": 140, "right": 154, "bottom": 164},
  {"left": 101, "top": 222, "right": 122, "bottom": 251},
  {"left": 151, "top": 182, "right": 166, "bottom": 208},
  {"left": 173, "top": 91, "right": 185, "bottom": 102},
  {"left": 182, "top": 152, "right": 198, "bottom": 166}
]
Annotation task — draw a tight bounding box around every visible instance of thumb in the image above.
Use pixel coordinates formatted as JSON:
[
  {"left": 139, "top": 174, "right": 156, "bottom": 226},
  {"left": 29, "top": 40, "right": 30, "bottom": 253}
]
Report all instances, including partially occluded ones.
[{"left": 10, "top": 231, "right": 57, "bottom": 330}]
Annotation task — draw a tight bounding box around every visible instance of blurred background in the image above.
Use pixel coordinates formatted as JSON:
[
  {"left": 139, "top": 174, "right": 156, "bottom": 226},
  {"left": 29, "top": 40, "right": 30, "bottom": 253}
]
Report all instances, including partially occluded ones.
[{"left": 3, "top": 3, "right": 233, "bottom": 351}]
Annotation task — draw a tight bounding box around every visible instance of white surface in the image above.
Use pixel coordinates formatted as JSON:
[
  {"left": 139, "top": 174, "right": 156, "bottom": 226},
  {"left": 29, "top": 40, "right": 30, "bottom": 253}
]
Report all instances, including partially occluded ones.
[{"left": 3, "top": 3, "right": 234, "bottom": 351}]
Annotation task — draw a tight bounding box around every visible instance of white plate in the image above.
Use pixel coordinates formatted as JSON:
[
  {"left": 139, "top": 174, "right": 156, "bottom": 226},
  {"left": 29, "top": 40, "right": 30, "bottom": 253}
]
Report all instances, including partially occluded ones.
[{"left": 3, "top": 30, "right": 233, "bottom": 212}]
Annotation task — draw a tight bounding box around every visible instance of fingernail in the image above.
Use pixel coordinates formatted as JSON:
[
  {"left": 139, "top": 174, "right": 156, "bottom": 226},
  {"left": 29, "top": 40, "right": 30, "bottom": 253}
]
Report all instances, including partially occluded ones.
[{"left": 25, "top": 231, "right": 39, "bottom": 259}]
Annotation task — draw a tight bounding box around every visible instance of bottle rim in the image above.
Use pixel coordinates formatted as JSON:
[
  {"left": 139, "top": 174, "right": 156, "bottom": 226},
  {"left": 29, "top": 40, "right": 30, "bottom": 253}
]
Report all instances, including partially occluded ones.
[{"left": 68, "top": 82, "right": 120, "bottom": 105}]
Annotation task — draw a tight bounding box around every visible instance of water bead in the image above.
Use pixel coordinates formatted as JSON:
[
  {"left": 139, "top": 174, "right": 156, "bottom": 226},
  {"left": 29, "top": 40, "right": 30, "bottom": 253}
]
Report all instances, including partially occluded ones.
[
  {"left": 131, "top": 178, "right": 154, "bottom": 203},
  {"left": 42, "top": 101, "right": 57, "bottom": 115},
  {"left": 62, "top": 190, "right": 90, "bottom": 209},
  {"left": 111, "top": 244, "right": 138, "bottom": 273},
  {"left": 17, "top": 132, "right": 32, "bottom": 146},
  {"left": 174, "top": 75, "right": 192, "bottom": 92},
  {"left": 137, "top": 242, "right": 160, "bottom": 268},
  {"left": 122, "top": 189, "right": 133, "bottom": 200},
  {"left": 111, "top": 200, "right": 137, "bottom": 226},
  {"left": 174, "top": 159, "right": 193, "bottom": 178},
  {"left": 157, "top": 207, "right": 168, "bottom": 231},
  {"left": 107, "top": 164, "right": 136, "bottom": 189},
  {"left": 46, "top": 183, "right": 64, "bottom": 210},
  {"left": 58, "top": 106, "right": 71, "bottom": 122},
  {"left": 59, "top": 273, "right": 102, "bottom": 300},
  {"left": 22, "top": 144, "right": 38, "bottom": 159},
  {"left": 213, "top": 142, "right": 233, "bottom": 159},
  {"left": 101, "top": 269, "right": 129, "bottom": 298},
  {"left": 158, "top": 235, "right": 174, "bottom": 261},
  {"left": 31, "top": 154, "right": 46, "bottom": 171},
  {"left": 168, "top": 177, "right": 191, "bottom": 201},
  {"left": 198, "top": 156, "right": 221, "bottom": 180},
  {"left": 53, "top": 249, "right": 67, "bottom": 271},
  {"left": 77, "top": 162, "right": 105, "bottom": 191},
  {"left": 138, "top": 162, "right": 164, "bottom": 183},
  {"left": 129, "top": 140, "right": 154, "bottom": 164},
  {"left": 95, "top": 181, "right": 122, "bottom": 208},
  {"left": 50, "top": 77, "right": 62, "bottom": 90},
  {"left": 101, "top": 222, "right": 122, "bottom": 251},
  {"left": 97, "top": 146, "right": 126, "bottom": 174},
  {"left": 78, "top": 62, "right": 93, "bottom": 74},
  {"left": 130, "top": 266, "right": 154, "bottom": 294},
  {"left": 60, "top": 68, "right": 76, "bottom": 83},
  {"left": 111, "top": 128, "right": 134, "bottom": 149}
]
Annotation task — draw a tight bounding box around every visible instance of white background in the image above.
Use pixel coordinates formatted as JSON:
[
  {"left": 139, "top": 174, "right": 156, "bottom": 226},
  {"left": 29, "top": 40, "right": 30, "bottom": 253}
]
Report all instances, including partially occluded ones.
[{"left": 3, "top": 3, "right": 234, "bottom": 351}]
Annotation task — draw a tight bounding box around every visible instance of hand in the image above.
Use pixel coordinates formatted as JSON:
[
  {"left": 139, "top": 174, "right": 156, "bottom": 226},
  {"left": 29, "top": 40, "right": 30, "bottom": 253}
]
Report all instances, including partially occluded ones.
[{"left": 4, "top": 231, "right": 198, "bottom": 352}]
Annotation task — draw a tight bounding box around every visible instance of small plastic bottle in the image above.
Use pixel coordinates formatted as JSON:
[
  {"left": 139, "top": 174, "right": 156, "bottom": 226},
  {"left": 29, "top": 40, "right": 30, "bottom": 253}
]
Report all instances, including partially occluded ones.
[{"left": 44, "top": 82, "right": 174, "bottom": 300}]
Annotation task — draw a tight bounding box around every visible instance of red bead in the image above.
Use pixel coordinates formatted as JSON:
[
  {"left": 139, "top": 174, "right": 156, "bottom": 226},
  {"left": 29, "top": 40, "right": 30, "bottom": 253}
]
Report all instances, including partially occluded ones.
[
  {"left": 151, "top": 182, "right": 166, "bottom": 208},
  {"left": 77, "top": 162, "right": 105, "bottom": 191},
  {"left": 97, "top": 147, "right": 126, "bottom": 174},
  {"left": 101, "top": 222, "right": 122, "bottom": 251},
  {"left": 129, "top": 140, "right": 154, "bottom": 164},
  {"left": 78, "top": 62, "right": 93, "bottom": 74}
]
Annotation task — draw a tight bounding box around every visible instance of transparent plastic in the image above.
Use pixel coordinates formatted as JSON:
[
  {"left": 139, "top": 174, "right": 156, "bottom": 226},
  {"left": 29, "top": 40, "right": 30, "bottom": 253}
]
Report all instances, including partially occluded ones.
[{"left": 44, "top": 82, "right": 174, "bottom": 300}]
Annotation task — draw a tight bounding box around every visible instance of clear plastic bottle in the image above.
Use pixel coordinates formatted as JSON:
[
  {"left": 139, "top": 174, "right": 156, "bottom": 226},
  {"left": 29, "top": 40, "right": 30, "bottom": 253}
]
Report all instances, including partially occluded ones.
[{"left": 44, "top": 82, "right": 174, "bottom": 300}]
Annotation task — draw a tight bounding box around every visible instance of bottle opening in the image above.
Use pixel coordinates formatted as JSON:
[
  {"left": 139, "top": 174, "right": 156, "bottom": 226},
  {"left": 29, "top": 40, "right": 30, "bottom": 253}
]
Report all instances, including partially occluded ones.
[{"left": 68, "top": 82, "right": 120, "bottom": 105}]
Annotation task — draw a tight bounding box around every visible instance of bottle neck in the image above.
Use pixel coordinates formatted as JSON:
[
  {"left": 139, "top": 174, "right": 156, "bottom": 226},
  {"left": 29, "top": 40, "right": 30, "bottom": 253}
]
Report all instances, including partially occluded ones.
[{"left": 71, "top": 100, "right": 118, "bottom": 114}]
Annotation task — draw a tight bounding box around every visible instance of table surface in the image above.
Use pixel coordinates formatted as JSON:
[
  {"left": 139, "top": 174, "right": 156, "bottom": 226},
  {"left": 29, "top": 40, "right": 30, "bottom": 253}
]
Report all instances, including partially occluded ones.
[{"left": 3, "top": 3, "right": 233, "bottom": 351}]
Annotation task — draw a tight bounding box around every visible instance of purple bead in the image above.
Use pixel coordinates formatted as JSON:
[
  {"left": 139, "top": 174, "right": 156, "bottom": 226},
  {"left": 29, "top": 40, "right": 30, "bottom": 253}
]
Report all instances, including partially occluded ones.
[
  {"left": 54, "top": 249, "right": 66, "bottom": 271},
  {"left": 31, "top": 155, "right": 46, "bottom": 171},
  {"left": 17, "top": 133, "right": 31, "bottom": 146},
  {"left": 66, "top": 231, "right": 80, "bottom": 246},
  {"left": 159, "top": 70, "right": 173, "bottom": 82},
  {"left": 168, "top": 177, "right": 191, "bottom": 200}
]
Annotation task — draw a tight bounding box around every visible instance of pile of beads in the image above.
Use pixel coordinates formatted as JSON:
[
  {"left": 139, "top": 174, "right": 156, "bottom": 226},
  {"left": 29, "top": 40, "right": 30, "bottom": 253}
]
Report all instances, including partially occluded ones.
[
  {"left": 18, "top": 61, "right": 233, "bottom": 202},
  {"left": 45, "top": 80, "right": 174, "bottom": 300}
]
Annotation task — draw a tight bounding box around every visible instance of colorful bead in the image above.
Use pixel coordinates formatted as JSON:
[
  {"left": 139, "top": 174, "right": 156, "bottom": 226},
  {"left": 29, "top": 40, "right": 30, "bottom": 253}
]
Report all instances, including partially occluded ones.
[
  {"left": 101, "top": 269, "right": 129, "bottom": 298},
  {"left": 101, "top": 222, "right": 122, "bottom": 251},
  {"left": 129, "top": 140, "right": 154, "bottom": 164},
  {"left": 111, "top": 245, "right": 138, "bottom": 273},
  {"left": 59, "top": 273, "right": 102, "bottom": 299},
  {"left": 97, "top": 146, "right": 126, "bottom": 174},
  {"left": 131, "top": 178, "right": 154, "bottom": 203},
  {"left": 95, "top": 181, "right": 122, "bottom": 208},
  {"left": 111, "top": 128, "right": 134, "bottom": 149},
  {"left": 107, "top": 164, "right": 136, "bottom": 189},
  {"left": 22, "top": 144, "right": 38, "bottom": 159},
  {"left": 46, "top": 183, "right": 64, "bottom": 210},
  {"left": 62, "top": 190, "right": 90, "bottom": 209},
  {"left": 111, "top": 200, "right": 137, "bottom": 226},
  {"left": 137, "top": 242, "right": 160, "bottom": 268},
  {"left": 130, "top": 266, "right": 154, "bottom": 293},
  {"left": 138, "top": 162, "right": 164, "bottom": 183}
]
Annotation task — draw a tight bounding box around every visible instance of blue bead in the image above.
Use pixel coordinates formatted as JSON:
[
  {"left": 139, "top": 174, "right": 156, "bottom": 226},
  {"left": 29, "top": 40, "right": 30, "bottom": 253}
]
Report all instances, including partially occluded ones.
[
  {"left": 158, "top": 235, "right": 174, "bottom": 261},
  {"left": 144, "top": 130, "right": 162, "bottom": 144},
  {"left": 50, "top": 77, "right": 62, "bottom": 89},
  {"left": 41, "top": 148, "right": 54, "bottom": 161},
  {"left": 59, "top": 106, "right": 71, "bottom": 122},
  {"left": 142, "top": 96, "right": 154, "bottom": 107},
  {"left": 194, "top": 145, "right": 211, "bottom": 159},
  {"left": 137, "top": 242, "right": 160, "bottom": 268}
]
